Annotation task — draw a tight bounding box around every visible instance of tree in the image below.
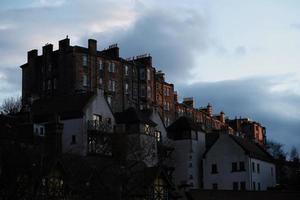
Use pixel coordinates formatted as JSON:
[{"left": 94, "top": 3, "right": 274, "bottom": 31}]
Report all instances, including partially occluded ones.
[
  {"left": 266, "top": 139, "right": 287, "bottom": 160},
  {"left": 0, "top": 97, "right": 22, "bottom": 115},
  {"left": 290, "top": 146, "right": 299, "bottom": 163}
]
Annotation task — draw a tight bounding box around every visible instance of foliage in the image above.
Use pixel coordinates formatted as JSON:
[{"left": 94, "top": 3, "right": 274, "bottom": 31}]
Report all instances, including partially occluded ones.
[
  {"left": 290, "top": 146, "right": 299, "bottom": 163},
  {"left": 0, "top": 96, "right": 22, "bottom": 115},
  {"left": 266, "top": 139, "right": 287, "bottom": 160}
]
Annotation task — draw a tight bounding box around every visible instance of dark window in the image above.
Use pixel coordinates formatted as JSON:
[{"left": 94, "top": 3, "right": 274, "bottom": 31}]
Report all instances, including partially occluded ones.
[
  {"left": 252, "top": 162, "right": 255, "bottom": 172},
  {"left": 189, "top": 163, "right": 193, "bottom": 168},
  {"left": 253, "top": 182, "right": 256, "bottom": 191},
  {"left": 211, "top": 164, "right": 218, "bottom": 174},
  {"left": 257, "top": 163, "right": 260, "bottom": 173},
  {"left": 72, "top": 135, "right": 76, "bottom": 144},
  {"left": 212, "top": 183, "right": 218, "bottom": 190},
  {"left": 258, "top": 182, "right": 261, "bottom": 191},
  {"left": 239, "top": 161, "right": 245, "bottom": 171},
  {"left": 233, "top": 182, "right": 239, "bottom": 190},
  {"left": 232, "top": 162, "right": 238, "bottom": 172},
  {"left": 189, "top": 175, "right": 193, "bottom": 180},
  {"left": 40, "top": 127, "right": 44, "bottom": 136},
  {"left": 240, "top": 182, "right": 246, "bottom": 190}
]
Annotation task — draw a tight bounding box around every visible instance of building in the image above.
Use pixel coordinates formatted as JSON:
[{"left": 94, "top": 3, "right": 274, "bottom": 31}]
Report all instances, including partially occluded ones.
[
  {"left": 167, "top": 117, "right": 206, "bottom": 189},
  {"left": 203, "top": 133, "right": 276, "bottom": 191},
  {"left": 226, "top": 118, "right": 267, "bottom": 147}
]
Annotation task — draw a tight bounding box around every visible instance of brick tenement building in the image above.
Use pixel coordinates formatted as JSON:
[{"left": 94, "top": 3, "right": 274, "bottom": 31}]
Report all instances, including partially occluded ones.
[{"left": 20, "top": 37, "right": 266, "bottom": 147}]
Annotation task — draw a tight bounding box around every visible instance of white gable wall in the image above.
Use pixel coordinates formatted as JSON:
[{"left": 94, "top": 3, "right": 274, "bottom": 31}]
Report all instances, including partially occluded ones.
[{"left": 172, "top": 130, "right": 206, "bottom": 189}]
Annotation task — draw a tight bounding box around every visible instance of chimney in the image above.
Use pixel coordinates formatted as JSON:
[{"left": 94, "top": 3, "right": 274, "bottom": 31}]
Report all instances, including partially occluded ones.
[
  {"left": 42, "top": 43, "right": 53, "bottom": 55},
  {"left": 27, "top": 49, "right": 38, "bottom": 62},
  {"left": 88, "top": 39, "right": 97, "bottom": 55},
  {"left": 207, "top": 103, "right": 212, "bottom": 117},
  {"left": 59, "top": 37, "right": 70, "bottom": 51},
  {"left": 174, "top": 91, "right": 178, "bottom": 102},
  {"left": 220, "top": 111, "right": 225, "bottom": 123},
  {"left": 183, "top": 97, "right": 194, "bottom": 108}
]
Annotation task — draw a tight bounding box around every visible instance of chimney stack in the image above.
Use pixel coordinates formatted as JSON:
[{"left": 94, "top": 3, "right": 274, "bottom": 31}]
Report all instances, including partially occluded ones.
[
  {"left": 207, "top": 103, "right": 212, "bottom": 117},
  {"left": 88, "top": 39, "right": 97, "bottom": 55},
  {"left": 59, "top": 37, "right": 70, "bottom": 51},
  {"left": 42, "top": 44, "right": 53, "bottom": 55},
  {"left": 27, "top": 49, "right": 38, "bottom": 62}
]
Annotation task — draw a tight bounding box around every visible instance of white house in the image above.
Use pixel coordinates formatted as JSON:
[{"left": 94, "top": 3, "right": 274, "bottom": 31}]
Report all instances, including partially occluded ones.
[
  {"left": 203, "top": 133, "right": 276, "bottom": 191},
  {"left": 167, "top": 117, "right": 206, "bottom": 189},
  {"left": 32, "top": 89, "right": 115, "bottom": 156}
]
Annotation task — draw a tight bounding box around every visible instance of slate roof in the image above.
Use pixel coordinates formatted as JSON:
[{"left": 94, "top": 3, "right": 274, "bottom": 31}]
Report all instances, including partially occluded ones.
[
  {"left": 31, "top": 93, "right": 94, "bottom": 119},
  {"left": 203, "top": 133, "right": 274, "bottom": 163},
  {"left": 114, "top": 107, "right": 156, "bottom": 126}
]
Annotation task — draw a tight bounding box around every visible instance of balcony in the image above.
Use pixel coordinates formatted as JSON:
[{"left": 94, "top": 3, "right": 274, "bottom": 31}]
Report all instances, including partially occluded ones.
[{"left": 87, "top": 120, "right": 112, "bottom": 132}]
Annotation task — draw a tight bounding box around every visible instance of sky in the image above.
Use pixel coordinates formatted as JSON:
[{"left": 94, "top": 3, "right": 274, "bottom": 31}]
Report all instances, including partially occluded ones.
[{"left": 0, "top": 0, "right": 299, "bottom": 153}]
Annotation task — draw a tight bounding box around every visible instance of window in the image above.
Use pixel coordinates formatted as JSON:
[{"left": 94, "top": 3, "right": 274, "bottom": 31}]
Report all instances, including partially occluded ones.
[
  {"left": 125, "top": 83, "right": 129, "bottom": 94},
  {"left": 47, "top": 80, "right": 51, "bottom": 90},
  {"left": 39, "top": 127, "right": 45, "bottom": 136},
  {"left": 189, "top": 163, "right": 193, "bottom": 168},
  {"left": 240, "top": 182, "right": 246, "bottom": 190},
  {"left": 147, "top": 69, "right": 151, "bottom": 80},
  {"left": 155, "top": 131, "right": 161, "bottom": 142},
  {"left": 239, "top": 161, "right": 245, "bottom": 171},
  {"left": 232, "top": 162, "right": 238, "bottom": 172},
  {"left": 83, "top": 55, "right": 88, "bottom": 66},
  {"left": 253, "top": 182, "right": 256, "bottom": 191},
  {"left": 212, "top": 183, "right": 218, "bottom": 190},
  {"left": 43, "top": 81, "right": 46, "bottom": 91},
  {"left": 107, "top": 96, "right": 112, "bottom": 105},
  {"left": 211, "top": 164, "right": 218, "bottom": 174},
  {"left": 258, "top": 182, "right": 261, "bottom": 191},
  {"left": 83, "top": 75, "right": 88, "bottom": 86},
  {"left": 140, "top": 68, "right": 145, "bottom": 80},
  {"left": 140, "top": 85, "right": 146, "bottom": 97},
  {"left": 233, "top": 182, "right": 239, "bottom": 190},
  {"left": 99, "top": 78, "right": 103, "bottom": 86},
  {"left": 48, "top": 64, "right": 52, "bottom": 72},
  {"left": 189, "top": 175, "right": 193, "bottom": 180},
  {"left": 93, "top": 114, "right": 102, "bottom": 122},
  {"left": 109, "top": 80, "right": 116, "bottom": 92},
  {"left": 252, "top": 162, "right": 255, "bottom": 172},
  {"left": 71, "top": 135, "right": 76, "bottom": 144},
  {"left": 144, "top": 124, "right": 150, "bottom": 134},
  {"left": 125, "top": 65, "right": 129, "bottom": 76},
  {"left": 109, "top": 62, "right": 116, "bottom": 73},
  {"left": 147, "top": 86, "right": 151, "bottom": 98},
  {"left": 53, "top": 78, "right": 57, "bottom": 89},
  {"left": 257, "top": 163, "right": 260, "bottom": 173},
  {"left": 99, "top": 59, "right": 103, "bottom": 70}
]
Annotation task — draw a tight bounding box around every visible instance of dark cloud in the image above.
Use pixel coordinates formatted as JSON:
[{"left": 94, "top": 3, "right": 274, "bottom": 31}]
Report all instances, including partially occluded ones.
[
  {"left": 176, "top": 77, "right": 300, "bottom": 152},
  {"left": 89, "top": 5, "right": 212, "bottom": 82}
]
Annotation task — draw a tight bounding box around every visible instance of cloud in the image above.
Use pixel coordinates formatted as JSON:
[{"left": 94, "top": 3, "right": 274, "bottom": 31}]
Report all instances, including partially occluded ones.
[
  {"left": 235, "top": 45, "right": 246, "bottom": 55},
  {"left": 87, "top": 3, "right": 213, "bottom": 83},
  {"left": 176, "top": 76, "right": 300, "bottom": 152},
  {"left": 291, "top": 23, "right": 300, "bottom": 29}
]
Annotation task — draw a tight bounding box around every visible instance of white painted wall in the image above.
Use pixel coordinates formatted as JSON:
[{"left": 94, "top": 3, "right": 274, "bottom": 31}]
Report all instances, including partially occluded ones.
[
  {"left": 171, "top": 130, "right": 206, "bottom": 189},
  {"left": 203, "top": 134, "right": 276, "bottom": 191},
  {"left": 61, "top": 90, "right": 115, "bottom": 156}
]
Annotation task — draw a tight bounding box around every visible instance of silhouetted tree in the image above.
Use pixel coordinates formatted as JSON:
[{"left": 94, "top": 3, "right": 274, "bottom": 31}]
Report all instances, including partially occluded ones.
[
  {"left": 0, "top": 97, "right": 22, "bottom": 115},
  {"left": 266, "top": 140, "right": 287, "bottom": 160},
  {"left": 290, "top": 146, "right": 299, "bottom": 163}
]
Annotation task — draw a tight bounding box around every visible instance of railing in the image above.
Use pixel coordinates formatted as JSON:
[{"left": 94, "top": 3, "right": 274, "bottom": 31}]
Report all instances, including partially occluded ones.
[{"left": 87, "top": 120, "right": 112, "bottom": 132}]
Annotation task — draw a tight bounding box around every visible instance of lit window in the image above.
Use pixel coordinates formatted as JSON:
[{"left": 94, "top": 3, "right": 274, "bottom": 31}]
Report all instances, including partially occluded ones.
[
  {"left": 99, "top": 78, "right": 103, "bottom": 86},
  {"left": 144, "top": 124, "right": 150, "bottom": 134},
  {"left": 125, "top": 65, "right": 129, "bottom": 76},
  {"left": 125, "top": 83, "right": 129, "bottom": 94},
  {"left": 147, "top": 86, "right": 151, "bottom": 98},
  {"left": 155, "top": 131, "right": 161, "bottom": 142},
  {"left": 107, "top": 96, "right": 112, "bottom": 105}
]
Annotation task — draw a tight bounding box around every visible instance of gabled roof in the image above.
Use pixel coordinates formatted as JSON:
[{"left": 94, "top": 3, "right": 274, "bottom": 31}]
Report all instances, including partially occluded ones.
[
  {"left": 203, "top": 133, "right": 274, "bottom": 163},
  {"left": 230, "top": 135, "right": 274, "bottom": 162},
  {"left": 114, "top": 107, "right": 156, "bottom": 126},
  {"left": 31, "top": 93, "right": 94, "bottom": 118}
]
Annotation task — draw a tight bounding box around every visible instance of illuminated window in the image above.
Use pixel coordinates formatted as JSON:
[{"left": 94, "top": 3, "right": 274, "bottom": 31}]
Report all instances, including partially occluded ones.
[
  {"left": 125, "top": 83, "right": 129, "bottom": 94},
  {"left": 144, "top": 124, "right": 150, "bottom": 134},
  {"left": 125, "top": 65, "right": 129, "bottom": 75}
]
